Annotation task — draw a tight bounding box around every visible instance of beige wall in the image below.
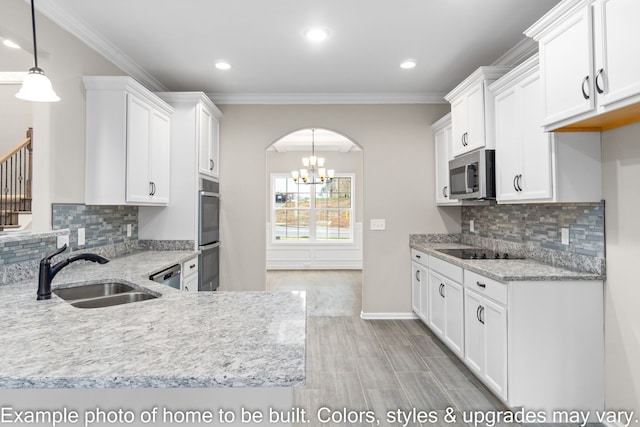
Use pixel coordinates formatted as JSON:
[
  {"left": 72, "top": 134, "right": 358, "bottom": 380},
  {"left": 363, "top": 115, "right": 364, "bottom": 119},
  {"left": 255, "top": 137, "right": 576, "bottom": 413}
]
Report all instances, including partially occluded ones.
[
  {"left": 601, "top": 121, "right": 640, "bottom": 415},
  {"left": 219, "top": 104, "right": 461, "bottom": 314},
  {"left": 0, "top": 0, "right": 124, "bottom": 230}
]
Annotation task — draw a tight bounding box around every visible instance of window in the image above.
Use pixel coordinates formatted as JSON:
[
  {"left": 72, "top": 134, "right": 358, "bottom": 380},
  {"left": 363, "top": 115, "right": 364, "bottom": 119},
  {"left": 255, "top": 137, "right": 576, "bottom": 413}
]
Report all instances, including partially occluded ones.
[{"left": 272, "top": 173, "right": 354, "bottom": 243}]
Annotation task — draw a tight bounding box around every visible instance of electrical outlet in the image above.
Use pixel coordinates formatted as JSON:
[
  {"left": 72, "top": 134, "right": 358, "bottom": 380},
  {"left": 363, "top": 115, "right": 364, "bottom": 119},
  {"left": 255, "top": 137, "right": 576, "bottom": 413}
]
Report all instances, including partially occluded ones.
[
  {"left": 127, "top": 224, "right": 132, "bottom": 237},
  {"left": 561, "top": 228, "right": 570, "bottom": 245},
  {"left": 77, "top": 227, "right": 85, "bottom": 246},
  {"left": 370, "top": 219, "right": 386, "bottom": 231},
  {"left": 470, "top": 220, "right": 475, "bottom": 233},
  {"left": 57, "top": 234, "right": 69, "bottom": 248}
]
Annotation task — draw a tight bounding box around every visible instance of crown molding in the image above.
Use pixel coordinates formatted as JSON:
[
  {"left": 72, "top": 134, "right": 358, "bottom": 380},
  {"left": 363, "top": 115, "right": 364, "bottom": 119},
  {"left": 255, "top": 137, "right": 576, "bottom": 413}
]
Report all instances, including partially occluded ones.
[
  {"left": 34, "top": 1, "right": 168, "bottom": 92},
  {"left": 207, "top": 92, "right": 448, "bottom": 105},
  {"left": 492, "top": 37, "right": 539, "bottom": 68}
]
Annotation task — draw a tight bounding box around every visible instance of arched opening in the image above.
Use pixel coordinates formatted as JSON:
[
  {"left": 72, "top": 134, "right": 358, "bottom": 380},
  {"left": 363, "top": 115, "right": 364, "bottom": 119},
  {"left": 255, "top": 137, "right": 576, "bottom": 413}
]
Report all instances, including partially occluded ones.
[{"left": 265, "top": 128, "right": 364, "bottom": 316}]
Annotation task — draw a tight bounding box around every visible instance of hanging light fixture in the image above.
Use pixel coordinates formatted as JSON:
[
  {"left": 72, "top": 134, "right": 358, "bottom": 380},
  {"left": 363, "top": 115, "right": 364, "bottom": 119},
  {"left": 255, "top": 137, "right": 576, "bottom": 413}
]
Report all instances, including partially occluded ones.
[
  {"left": 291, "top": 129, "right": 334, "bottom": 185},
  {"left": 15, "top": 0, "right": 60, "bottom": 102}
]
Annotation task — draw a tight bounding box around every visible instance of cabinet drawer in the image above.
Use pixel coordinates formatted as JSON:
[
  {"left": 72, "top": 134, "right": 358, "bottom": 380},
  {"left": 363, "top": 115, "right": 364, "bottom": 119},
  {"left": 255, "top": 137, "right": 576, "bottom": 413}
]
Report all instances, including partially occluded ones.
[
  {"left": 464, "top": 270, "right": 507, "bottom": 305},
  {"left": 429, "top": 256, "right": 463, "bottom": 283},
  {"left": 182, "top": 257, "right": 199, "bottom": 278},
  {"left": 410, "top": 249, "right": 429, "bottom": 268}
]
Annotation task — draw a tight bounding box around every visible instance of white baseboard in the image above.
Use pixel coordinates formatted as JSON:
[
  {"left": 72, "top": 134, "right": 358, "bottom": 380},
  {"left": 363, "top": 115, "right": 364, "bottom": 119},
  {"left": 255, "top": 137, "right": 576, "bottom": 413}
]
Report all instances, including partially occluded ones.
[{"left": 360, "top": 311, "right": 419, "bottom": 320}]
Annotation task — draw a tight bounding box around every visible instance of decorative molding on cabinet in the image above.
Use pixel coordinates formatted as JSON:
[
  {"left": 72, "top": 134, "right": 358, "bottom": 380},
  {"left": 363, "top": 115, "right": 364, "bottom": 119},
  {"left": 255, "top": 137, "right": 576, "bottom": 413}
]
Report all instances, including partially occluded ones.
[
  {"left": 491, "top": 37, "right": 539, "bottom": 68},
  {"left": 444, "top": 67, "right": 514, "bottom": 103},
  {"left": 525, "top": 0, "right": 594, "bottom": 40},
  {"left": 155, "top": 92, "right": 222, "bottom": 118},
  {"left": 431, "top": 112, "right": 452, "bottom": 133}
]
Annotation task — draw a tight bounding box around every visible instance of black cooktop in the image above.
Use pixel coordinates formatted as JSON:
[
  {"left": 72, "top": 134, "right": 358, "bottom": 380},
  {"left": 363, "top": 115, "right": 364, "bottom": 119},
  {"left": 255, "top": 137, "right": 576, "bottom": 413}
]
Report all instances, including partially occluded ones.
[{"left": 436, "top": 248, "right": 525, "bottom": 260}]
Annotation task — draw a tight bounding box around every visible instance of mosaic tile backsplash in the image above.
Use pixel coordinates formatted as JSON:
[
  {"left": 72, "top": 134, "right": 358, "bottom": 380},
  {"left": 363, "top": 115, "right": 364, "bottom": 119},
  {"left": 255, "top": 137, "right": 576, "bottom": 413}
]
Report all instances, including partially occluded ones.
[{"left": 461, "top": 201, "right": 605, "bottom": 274}]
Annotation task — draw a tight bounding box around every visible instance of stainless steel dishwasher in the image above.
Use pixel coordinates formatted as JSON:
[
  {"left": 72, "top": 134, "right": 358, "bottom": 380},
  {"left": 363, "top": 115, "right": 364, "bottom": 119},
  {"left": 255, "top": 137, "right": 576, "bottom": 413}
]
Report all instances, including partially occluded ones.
[{"left": 150, "top": 264, "right": 181, "bottom": 289}]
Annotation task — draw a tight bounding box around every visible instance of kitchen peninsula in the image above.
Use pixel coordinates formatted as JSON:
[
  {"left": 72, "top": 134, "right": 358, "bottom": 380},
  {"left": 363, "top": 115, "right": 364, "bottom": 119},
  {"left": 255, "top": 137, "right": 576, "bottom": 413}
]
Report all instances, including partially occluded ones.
[{"left": 0, "top": 251, "right": 306, "bottom": 388}]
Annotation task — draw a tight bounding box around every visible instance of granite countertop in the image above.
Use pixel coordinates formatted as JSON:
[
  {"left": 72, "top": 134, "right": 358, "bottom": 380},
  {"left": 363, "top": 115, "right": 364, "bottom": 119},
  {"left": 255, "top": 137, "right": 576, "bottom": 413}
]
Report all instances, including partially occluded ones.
[
  {"left": 0, "top": 251, "right": 305, "bottom": 388},
  {"left": 410, "top": 242, "right": 604, "bottom": 282}
]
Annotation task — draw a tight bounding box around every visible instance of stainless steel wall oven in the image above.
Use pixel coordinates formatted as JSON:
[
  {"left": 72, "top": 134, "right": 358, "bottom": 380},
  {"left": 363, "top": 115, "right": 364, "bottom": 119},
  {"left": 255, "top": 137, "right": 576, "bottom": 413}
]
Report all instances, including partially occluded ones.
[{"left": 199, "top": 179, "right": 220, "bottom": 291}]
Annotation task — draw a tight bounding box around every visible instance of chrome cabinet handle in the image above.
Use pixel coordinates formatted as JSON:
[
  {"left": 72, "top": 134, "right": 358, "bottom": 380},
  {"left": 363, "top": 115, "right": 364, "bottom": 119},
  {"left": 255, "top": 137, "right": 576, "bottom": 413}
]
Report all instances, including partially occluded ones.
[
  {"left": 595, "top": 68, "right": 605, "bottom": 94},
  {"left": 149, "top": 181, "right": 156, "bottom": 196},
  {"left": 210, "top": 159, "right": 214, "bottom": 171},
  {"left": 415, "top": 269, "right": 421, "bottom": 282},
  {"left": 439, "top": 283, "right": 445, "bottom": 298},
  {"left": 581, "top": 76, "right": 590, "bottom": 100},
  {"left": 477, "top": 306, "right": 485, "bottom": 324},
  {"left": 513, "top": 175, "right": 519, "bottom": 191},
  {"left": 516, "top": 174, "right": 523, "bottom": 192},
  {"left": 443, "top": 186, "right": 448, "bottom": 198}
]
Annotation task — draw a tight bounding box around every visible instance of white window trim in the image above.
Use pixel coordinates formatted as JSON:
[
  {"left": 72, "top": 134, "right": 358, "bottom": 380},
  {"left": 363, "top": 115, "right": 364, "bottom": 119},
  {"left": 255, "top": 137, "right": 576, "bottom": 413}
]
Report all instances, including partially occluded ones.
[{"left": 270, "top": 172, "right": 355, "bottom": 245}]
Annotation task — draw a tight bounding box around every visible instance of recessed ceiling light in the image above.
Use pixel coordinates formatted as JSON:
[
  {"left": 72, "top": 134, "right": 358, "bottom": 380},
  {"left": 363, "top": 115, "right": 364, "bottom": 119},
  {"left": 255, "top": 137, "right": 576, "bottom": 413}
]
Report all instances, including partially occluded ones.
[
  {"left": 400, "top": 60, "right": 417, "bottom": 69},
  {"left": 3, "top": 39, "right": 21, "bottom": 49},
  {"left": 215, "top": 61, "right": 231, "bottom": 70},
  {"left": 304, "top": 28, "right": 329, "bottom": 42}
]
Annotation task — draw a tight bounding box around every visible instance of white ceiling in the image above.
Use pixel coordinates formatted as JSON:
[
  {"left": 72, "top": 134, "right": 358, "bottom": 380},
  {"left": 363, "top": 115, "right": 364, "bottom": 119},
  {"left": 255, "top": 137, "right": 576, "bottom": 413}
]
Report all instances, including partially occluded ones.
[
  {"left": 269, "top": 128, "right": 360, "bottom": 153},
  {"left": 36, "top": 0, "right": 559, "bottom": 104}
]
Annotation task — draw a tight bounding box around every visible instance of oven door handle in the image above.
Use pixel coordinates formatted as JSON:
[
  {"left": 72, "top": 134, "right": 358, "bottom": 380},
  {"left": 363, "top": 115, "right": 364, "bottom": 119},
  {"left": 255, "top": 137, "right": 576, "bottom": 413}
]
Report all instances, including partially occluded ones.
[
  {"left": 200, "top": 242, "right": 221, "bottom": 250},
  {"left": 200, "top": 191, "right": 220, "bottom": 198}
]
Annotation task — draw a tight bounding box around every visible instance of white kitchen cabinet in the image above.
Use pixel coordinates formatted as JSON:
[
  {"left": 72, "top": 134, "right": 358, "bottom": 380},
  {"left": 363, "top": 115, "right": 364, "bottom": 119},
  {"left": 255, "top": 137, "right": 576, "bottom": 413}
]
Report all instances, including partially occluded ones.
[
  {"left": 491, "top": 55, "right": 602, "bottom": 203},
  {"left": 464, "top": 276, "right": 508, "bottom": 400},
  {"left": 432, "top": 114, "right": 461, "bottom": 206},
  {"left": 139, "top": 92, "right": 222, "bottom": 245},
  {"left": 411, "top": 249, "right": 429, "bottom": 322},
  {"left": 84, "top": 76, "right": 173, "bottom": 206},
  {"left": 526, "top": 0, "right": 640, "bottom": 131},
  {"left": 428, "top": 257, "right": 464, "bottom": 358},
  {"left": 181, "top": 256, "right": 199, "bottom": 292},
  {"left": 445, "top": 67, "right": 511, "bottom": 157},
  {"left": 198, "top": 103, "right": 221, "bottom": 179}
]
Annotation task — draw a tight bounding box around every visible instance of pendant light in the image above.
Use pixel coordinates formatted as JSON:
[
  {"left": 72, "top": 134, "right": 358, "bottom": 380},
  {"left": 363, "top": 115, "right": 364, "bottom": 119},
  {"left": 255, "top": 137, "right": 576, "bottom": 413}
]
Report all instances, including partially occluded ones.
[{"left": 15, "top": 0, "right": 60, "bottom": 102}]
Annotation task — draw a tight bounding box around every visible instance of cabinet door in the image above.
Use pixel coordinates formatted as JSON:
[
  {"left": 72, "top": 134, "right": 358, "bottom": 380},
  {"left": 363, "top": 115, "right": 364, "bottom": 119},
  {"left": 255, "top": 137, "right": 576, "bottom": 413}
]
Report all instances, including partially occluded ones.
[
  {"left": 465, "top": 82, "right": 486, "bottom": 153},
  {"left": 519, "top": 73, "right": 553, "bottom": 200},
  {"left": 149, "top": 110, "right": 171, "bottom": 204},
  {"left": 182, "top": 274, "right": 198, "bottom": 292},
  {"left": 538, "top": 3, "right": 594, "bottom": 127},
  {"left": 595, "top": 0, "right": 640, "bottom": 108},
  {"left": 210, "top": 115, "right": 220, "bottom": 178},
  {"left": 450, "top": 96, "right": 468, "bottom": 157},
  {"left": 464, "top": 289, "right": 485, "bottom": 376},
  {"left": 484, "top": 298, "right": 508, "bottom": 399},
  {"left": 198, "top": 104, "right": 214, "bottom": 177},
  {"left": 435, "top": 124, "right": 456, "bottom": 205},
  {"left": 126, "top": 94, "right": 153, "bottom": 203},
  {"left": 495, "top": 86, "right": 523, "bottom": 202},
  {"left": 411, "top": 261, "right": 422, "bottom": 316},
  {"left": 444, "top": 280, "right": 464, "bottom": 358},
  {"left": 429, "top": 270, "right": 446, "bottom": 338}
]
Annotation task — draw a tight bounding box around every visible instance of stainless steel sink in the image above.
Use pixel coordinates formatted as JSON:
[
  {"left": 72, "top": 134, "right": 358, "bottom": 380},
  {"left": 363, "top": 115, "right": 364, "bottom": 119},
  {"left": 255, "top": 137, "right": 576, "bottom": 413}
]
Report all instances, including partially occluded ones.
[
  {"left": 70, "top": 292, "right": 157, "bottom": 309},
  {"left": 53, "top": 282, "right": 134, "bottom": 300},
  {"left": 53, "top": 281, "right": 159, "bottom": 309}
]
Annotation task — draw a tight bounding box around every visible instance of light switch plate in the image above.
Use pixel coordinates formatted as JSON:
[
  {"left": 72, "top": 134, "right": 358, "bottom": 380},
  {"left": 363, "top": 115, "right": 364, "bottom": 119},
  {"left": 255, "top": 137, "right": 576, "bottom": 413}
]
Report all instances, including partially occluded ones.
[
  {"left": 561, "top": 228, "right": 570, "bottom": 245},
  {"left": 77, "top": 227, "right": 85, "bottom": 246},
  {"left": 370, "top": 219, "right": 386, "bottom": 231}
]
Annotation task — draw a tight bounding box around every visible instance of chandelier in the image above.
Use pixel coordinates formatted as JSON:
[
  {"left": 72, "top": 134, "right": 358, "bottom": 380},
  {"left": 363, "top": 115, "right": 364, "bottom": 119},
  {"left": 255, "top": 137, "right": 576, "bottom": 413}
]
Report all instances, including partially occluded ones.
[{"left": 291, "top": 129, "right": 334, "bottom": 185}]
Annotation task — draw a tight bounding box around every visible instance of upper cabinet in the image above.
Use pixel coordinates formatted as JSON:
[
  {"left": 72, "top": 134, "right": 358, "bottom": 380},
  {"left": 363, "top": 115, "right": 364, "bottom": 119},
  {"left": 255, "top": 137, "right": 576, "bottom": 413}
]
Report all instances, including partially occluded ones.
[
  {"left": 432, "top": 114, "right": 460, "bottom": 206},
  {"left": 84, "top": 76, "right": 174, "bottom": 206},
  {"left": 490, "top": 55, "right": 602, "bottom": 204},
  {"left": 445, "top": 67, "right": 512, "bottom": 157},
  {"left": 526, "top": 0, "right": 640, "bottom": 131},
  {"left": 197, "top": 101, "right": 221, "bottom": 179}
]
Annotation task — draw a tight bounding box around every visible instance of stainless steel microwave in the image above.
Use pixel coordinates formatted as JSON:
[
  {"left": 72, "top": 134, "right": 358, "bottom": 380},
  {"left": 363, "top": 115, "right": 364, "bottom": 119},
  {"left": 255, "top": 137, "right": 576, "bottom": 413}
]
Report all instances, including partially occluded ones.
[{"left": 448, "top": 149, "right": 496, "bottom": 200}]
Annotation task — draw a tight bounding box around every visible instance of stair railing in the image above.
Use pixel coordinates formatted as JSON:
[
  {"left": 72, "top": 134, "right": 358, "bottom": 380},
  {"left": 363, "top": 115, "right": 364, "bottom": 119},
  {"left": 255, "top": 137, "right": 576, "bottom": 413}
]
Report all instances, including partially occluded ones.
[{"left": 0, "top": 128, "right": 33, "bottom": 227}]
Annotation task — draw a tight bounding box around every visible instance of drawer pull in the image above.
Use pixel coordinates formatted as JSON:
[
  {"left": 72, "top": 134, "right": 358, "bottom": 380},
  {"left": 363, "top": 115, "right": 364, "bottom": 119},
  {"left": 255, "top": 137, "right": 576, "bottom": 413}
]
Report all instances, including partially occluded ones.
[
  {"left": 439, "top": 283, "right": 445, "bottom": 298},
  {"left": 415, "top": 254, "right": 421, "bottom": 259},
  {"left": 476, "top": 281, "right": 486, "bottom": 288},
  {"left": 190, "top": 264, "right": 196, "bottom": 269}
]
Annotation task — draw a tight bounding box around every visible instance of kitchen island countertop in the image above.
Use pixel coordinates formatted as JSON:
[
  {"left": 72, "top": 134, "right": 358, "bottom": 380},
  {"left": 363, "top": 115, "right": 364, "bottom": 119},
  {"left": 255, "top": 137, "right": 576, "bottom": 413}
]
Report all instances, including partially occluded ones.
[
  {"left": 0, "top": 250, "right": 305, "bottom": 389},
  {"left": 410, "top": 242, "right": 604, "bottom": 282}
]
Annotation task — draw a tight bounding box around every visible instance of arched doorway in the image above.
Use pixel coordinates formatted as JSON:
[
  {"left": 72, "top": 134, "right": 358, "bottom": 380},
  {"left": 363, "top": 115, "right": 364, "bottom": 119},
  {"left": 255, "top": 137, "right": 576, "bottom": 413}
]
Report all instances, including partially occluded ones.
[{"left": 265, "top": 128, "right": 364, "bottom": 316}]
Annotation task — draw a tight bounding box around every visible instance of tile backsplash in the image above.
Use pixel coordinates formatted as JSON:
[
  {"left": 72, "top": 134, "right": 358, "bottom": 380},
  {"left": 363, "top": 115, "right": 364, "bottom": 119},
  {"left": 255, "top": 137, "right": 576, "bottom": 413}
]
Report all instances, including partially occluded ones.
[{"left": 461, "top": 201, "right": 605, "bottom": 275}]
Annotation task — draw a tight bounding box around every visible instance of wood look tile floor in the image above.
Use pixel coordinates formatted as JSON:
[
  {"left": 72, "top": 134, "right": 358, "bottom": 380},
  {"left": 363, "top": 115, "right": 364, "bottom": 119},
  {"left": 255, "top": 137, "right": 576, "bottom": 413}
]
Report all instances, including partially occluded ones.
[{"left": 266, "top": 270, "right": 509, "bottom": 427}]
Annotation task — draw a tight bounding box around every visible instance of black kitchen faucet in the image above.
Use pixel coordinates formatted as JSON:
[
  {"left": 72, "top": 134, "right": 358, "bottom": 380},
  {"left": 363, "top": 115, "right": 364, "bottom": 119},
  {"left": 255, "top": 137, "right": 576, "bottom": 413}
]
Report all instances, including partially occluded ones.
[{"left": 37, "top": 244, "right": 109, "bottom": 300}]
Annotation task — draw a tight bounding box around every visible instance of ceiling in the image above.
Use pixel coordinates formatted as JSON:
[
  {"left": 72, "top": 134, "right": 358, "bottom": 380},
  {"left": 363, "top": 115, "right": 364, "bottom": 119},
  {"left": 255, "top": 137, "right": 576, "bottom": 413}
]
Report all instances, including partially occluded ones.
[
  {"left": 268, "top": 128, "right": 360, "bottom": 153},
  {"left": 35, "top": 0, "right": 559, "bottom": 104}
]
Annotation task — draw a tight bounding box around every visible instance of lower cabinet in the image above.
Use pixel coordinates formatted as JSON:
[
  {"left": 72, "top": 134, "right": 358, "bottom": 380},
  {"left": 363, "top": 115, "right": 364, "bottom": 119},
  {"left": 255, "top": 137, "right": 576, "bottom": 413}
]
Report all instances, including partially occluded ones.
[
  {"left": 464, "top": 287, "right": 507, "bottom": 400},
  {"left": 181, "top": 257, "right": 199, "bottom": 292},
  {"left": 409, "top": 248, "right": 604, "bottom": 417},
  {"left": 410, "top": 249, "right": 429, "bottom": 322}
]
